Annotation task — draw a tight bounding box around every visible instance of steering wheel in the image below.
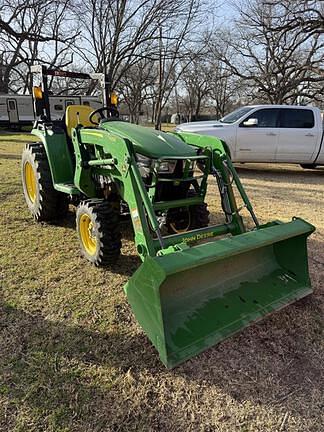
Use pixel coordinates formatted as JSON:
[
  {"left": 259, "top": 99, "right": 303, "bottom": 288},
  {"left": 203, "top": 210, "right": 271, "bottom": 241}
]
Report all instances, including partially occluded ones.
[{"left": 89, "top": 106, "right": 119, "bottom": 125}]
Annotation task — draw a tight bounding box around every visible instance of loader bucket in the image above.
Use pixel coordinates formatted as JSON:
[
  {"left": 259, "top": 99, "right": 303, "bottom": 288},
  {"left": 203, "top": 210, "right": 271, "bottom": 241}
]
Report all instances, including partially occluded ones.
[{"left": 125, "top": 218, "right": 315, "bottom": 368}]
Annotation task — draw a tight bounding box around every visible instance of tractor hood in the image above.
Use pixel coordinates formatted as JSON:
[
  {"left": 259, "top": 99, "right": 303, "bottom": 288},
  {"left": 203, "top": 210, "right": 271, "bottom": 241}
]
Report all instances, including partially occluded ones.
[{"left": 101, "top": 121, "right": 196, "bottom": 158}]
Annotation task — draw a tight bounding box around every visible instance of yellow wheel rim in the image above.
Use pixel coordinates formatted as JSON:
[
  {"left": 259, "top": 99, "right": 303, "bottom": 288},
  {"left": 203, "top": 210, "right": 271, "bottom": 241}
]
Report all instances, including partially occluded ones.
[
  {"left": 24, "top": 161, "right": 37, "bottom": 203},
  {"left": 79, "top": 213, "right": 97, "bottom": 255}
]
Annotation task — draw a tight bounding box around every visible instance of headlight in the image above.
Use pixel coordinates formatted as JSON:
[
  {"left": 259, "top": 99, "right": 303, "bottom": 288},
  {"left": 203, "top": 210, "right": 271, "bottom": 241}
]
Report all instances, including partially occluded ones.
[
  {"left": 136, "top": 153, "right": 177, "bottom": 175},
  {"left": 136, "top": 153, "right": 152, "bottom": 167},
  {"left": 136, "top": 153, "right": 152, "bottom": 177},
  {"left": 155, "top": 160, "right": 177, "bottom": 174}
]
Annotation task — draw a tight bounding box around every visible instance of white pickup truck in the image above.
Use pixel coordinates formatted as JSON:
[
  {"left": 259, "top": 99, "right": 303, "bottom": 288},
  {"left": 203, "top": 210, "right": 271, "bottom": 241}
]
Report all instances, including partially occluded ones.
[{"left": 175, "top": 105, "right": 324, "bottom": 168}]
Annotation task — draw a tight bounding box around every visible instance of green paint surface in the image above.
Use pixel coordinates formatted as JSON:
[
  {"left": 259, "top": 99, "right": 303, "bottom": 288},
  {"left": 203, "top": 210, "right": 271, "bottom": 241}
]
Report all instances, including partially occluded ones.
[
  {"left": 101, "top": 121, "right": 196, "bottom": 158},
  {"left": 125, "top": 218, "right": 315, "bottom": 367}
]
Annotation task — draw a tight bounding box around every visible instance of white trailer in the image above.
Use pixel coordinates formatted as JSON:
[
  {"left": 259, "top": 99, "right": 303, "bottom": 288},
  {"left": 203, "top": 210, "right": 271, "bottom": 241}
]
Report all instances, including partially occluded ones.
[{"left": 0, "top": 94, "right": 102, "bottom": 128}]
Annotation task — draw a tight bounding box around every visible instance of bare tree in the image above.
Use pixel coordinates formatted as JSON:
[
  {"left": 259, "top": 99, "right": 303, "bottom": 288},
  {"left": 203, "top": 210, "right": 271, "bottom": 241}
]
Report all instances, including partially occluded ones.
[
  {"left": 73, "top": 0, "right": 190, "bottom": 95},
  {"left": 212, "top": 0, "right": 324, "bottom": 104},
  {"left": 204, "top": 32, "right": 246, "bottom": 116},
  {"left": 71, "top": 0, "right": 203, "bottom": 127},
  {"left": 118, "top": 57, "right": 156, "bottom": 123},
  {"left": 264, "top": 0, "right": 324, "bottom": 37},
  {"left": 151, "top": 0, "right": 203, "bottom": 129},
  {"left": 180, "top": 51, "right": 210, "bottom": 121},
  {"left": 207, "top": 62, "right": 240, "bottom": 118},
  {"left": 0, "top": 0, "right": 78, "bottom": 93}
]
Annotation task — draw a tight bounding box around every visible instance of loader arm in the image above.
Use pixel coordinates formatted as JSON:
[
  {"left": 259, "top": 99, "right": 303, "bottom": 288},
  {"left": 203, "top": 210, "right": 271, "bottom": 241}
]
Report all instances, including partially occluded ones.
[
  {"left": 72, "top": 126, "right": 252, "bottom": 260},
  {"left": 172, "top": 131, "right": 260, "bottom": 228}
]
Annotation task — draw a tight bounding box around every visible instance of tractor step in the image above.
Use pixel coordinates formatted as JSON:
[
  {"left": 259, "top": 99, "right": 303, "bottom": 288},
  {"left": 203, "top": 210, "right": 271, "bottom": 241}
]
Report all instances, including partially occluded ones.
[{"left": 55, "top": 182, "right": 80, "bottom": 195}]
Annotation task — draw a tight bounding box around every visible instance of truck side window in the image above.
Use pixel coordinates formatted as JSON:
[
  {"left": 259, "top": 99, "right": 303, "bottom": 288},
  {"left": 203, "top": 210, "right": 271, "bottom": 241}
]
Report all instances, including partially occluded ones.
[
  {"left": 280, "top": 109, "right": 314, "bottom": 128},
  {"left": 241, "top": 108, "right": 280, "bottom": 127}
]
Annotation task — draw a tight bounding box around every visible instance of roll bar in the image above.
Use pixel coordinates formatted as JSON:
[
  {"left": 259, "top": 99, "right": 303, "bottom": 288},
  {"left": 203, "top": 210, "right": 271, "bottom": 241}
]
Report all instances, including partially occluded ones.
[{"left": 30, "top": 65, "right": 112, "bottom": 121}]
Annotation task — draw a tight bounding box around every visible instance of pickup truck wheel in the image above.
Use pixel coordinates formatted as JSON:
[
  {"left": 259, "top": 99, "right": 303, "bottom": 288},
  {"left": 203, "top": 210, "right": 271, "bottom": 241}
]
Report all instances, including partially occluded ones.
[
  {"left": 300, "top": 164, "right": 317, "bottom": 169},
  {"left": 76, "top": 199, "right": 121, "bottom": 266},
  {"left": 22, "top": 142, "right": 69, "bottom": 221}
]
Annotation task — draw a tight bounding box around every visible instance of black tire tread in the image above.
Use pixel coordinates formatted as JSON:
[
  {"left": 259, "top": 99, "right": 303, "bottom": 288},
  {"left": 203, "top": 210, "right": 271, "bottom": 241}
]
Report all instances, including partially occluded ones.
[
  {"left": 188, "top": 190, "right": 210, "bottom": 230},
  {"left": 22, "top": 142, "right": 69, "bottom": 221},
  {"left": 190, "top": 202, "right": 210, "bottom": 229},
  {"left": 300, "top": 163, "right": 317, "bottom": 169},
  {"left": 76, "top": 199, "right": 121, "bottom": 266}
]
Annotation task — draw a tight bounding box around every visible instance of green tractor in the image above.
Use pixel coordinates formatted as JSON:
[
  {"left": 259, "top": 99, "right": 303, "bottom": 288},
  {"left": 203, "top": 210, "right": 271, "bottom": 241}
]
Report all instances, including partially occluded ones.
[{"left": 22, "top": 66, "right": 315, "bottom": 368}]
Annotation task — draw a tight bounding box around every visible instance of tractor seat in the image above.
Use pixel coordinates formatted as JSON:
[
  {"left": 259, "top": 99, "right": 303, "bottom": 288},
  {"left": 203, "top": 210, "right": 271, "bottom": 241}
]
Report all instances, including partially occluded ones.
[{"left": 65, "top": 105, "right": 99, "bottom": 138}]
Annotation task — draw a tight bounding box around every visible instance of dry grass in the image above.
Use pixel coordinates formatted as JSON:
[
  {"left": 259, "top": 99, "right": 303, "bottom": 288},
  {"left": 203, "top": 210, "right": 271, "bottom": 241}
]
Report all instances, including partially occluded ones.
[{"left": 0, "top": 131, "right": 323, "bottom": 432}]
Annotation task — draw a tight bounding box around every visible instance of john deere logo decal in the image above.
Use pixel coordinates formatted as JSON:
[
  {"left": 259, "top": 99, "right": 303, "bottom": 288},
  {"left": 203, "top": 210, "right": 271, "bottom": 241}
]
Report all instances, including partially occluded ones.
[{"left": 182, "top": 231, "right": 214, "bottom": 243}]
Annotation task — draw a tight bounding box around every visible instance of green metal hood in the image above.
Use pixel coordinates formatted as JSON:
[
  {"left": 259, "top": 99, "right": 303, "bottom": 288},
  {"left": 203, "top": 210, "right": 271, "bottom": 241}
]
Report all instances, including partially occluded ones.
[{"left": 100, "top": 121, "right": 196, "bottom": 158}]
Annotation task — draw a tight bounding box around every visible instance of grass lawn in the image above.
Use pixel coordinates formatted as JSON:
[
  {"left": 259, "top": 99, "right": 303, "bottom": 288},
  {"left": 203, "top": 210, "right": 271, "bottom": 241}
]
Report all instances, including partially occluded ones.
[{"left": 0, "top": 131, "right": 323, "bottom": 431}]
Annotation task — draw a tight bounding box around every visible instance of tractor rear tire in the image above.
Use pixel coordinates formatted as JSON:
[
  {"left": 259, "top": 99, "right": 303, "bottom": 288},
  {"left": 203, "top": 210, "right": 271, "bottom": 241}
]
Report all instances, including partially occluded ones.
[
  {"left": 76, "top": 199, "right": 121, "bottom": 266},
  {"left": 21, "top": 142, "right": 69, "bottom": 221}
]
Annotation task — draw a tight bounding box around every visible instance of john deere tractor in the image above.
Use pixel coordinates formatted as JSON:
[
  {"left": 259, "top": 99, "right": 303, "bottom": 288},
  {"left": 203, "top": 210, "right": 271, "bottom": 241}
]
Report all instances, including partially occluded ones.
[{"left": 21, "top": 65, "right": 315, "bottom": 368}]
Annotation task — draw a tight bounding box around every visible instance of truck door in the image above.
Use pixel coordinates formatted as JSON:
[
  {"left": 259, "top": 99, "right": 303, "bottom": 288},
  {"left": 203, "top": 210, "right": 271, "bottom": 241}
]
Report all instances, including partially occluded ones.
[
  {"left": 7, "top": 99, "right": 19, "bottom": 124},
  {"left": 236, "top": 108, "right": 280, "bottom": 162},
  {"left": 277, "top": 108, "right": 317, "bottom": 163}
]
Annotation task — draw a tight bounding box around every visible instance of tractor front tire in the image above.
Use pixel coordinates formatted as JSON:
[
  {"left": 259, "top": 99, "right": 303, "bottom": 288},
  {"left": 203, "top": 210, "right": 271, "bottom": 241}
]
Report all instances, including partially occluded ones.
[
  {"left": 21, "top": 142, "right": 69, "bottom": 221},
  {"left": 76, "top": 200, "right": 121, "bottom": 266},
  {"left": 189, "top": 201, "right": 210, "bottom": 229},
  {"left": 166, "top": 192, "right": 210, "bottom": 234}
]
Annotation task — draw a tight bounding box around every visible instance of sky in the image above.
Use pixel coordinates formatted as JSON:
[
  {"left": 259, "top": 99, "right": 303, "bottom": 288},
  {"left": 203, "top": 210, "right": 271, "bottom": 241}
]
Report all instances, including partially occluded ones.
[
  {"left": 216, "top": 1, "right": 238, "bottom": 19},
  {"left": 199, "top": 0, "right": 239, "bottom": 32}
]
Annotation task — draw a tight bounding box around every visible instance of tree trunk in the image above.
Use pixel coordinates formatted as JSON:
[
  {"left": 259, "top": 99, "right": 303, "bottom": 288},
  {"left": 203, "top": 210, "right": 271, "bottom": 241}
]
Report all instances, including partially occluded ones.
[
  {"left": 154, "top": 97, "right": 162, "bottom": 130},
  {"left": 0, "top": 66, "right": 10, "bottom": 93},
  {"left": 195, "top": 94, "right": 201, "bottom": 119}
]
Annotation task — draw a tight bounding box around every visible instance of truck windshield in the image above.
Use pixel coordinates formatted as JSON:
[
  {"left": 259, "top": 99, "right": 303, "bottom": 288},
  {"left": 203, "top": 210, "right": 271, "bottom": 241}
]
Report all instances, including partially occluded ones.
[{"left": 220, "top": 107, "right": 254, "bottom": 124}]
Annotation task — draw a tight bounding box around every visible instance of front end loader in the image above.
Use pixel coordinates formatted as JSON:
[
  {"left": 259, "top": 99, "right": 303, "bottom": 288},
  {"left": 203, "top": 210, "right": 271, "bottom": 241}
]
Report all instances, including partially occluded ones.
[{"left": 21, "top": 66, "right": 315, "bottom": 368}]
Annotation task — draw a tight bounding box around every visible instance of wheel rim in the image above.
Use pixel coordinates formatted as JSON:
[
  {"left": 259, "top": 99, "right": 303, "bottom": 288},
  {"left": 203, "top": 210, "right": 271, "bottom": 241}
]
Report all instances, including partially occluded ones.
[
  {"left": 79, "top": 213, "right": 97, "bottom": 255},
  {"left": 24, "top": 161, "right": 37, "bottom": 203}
]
